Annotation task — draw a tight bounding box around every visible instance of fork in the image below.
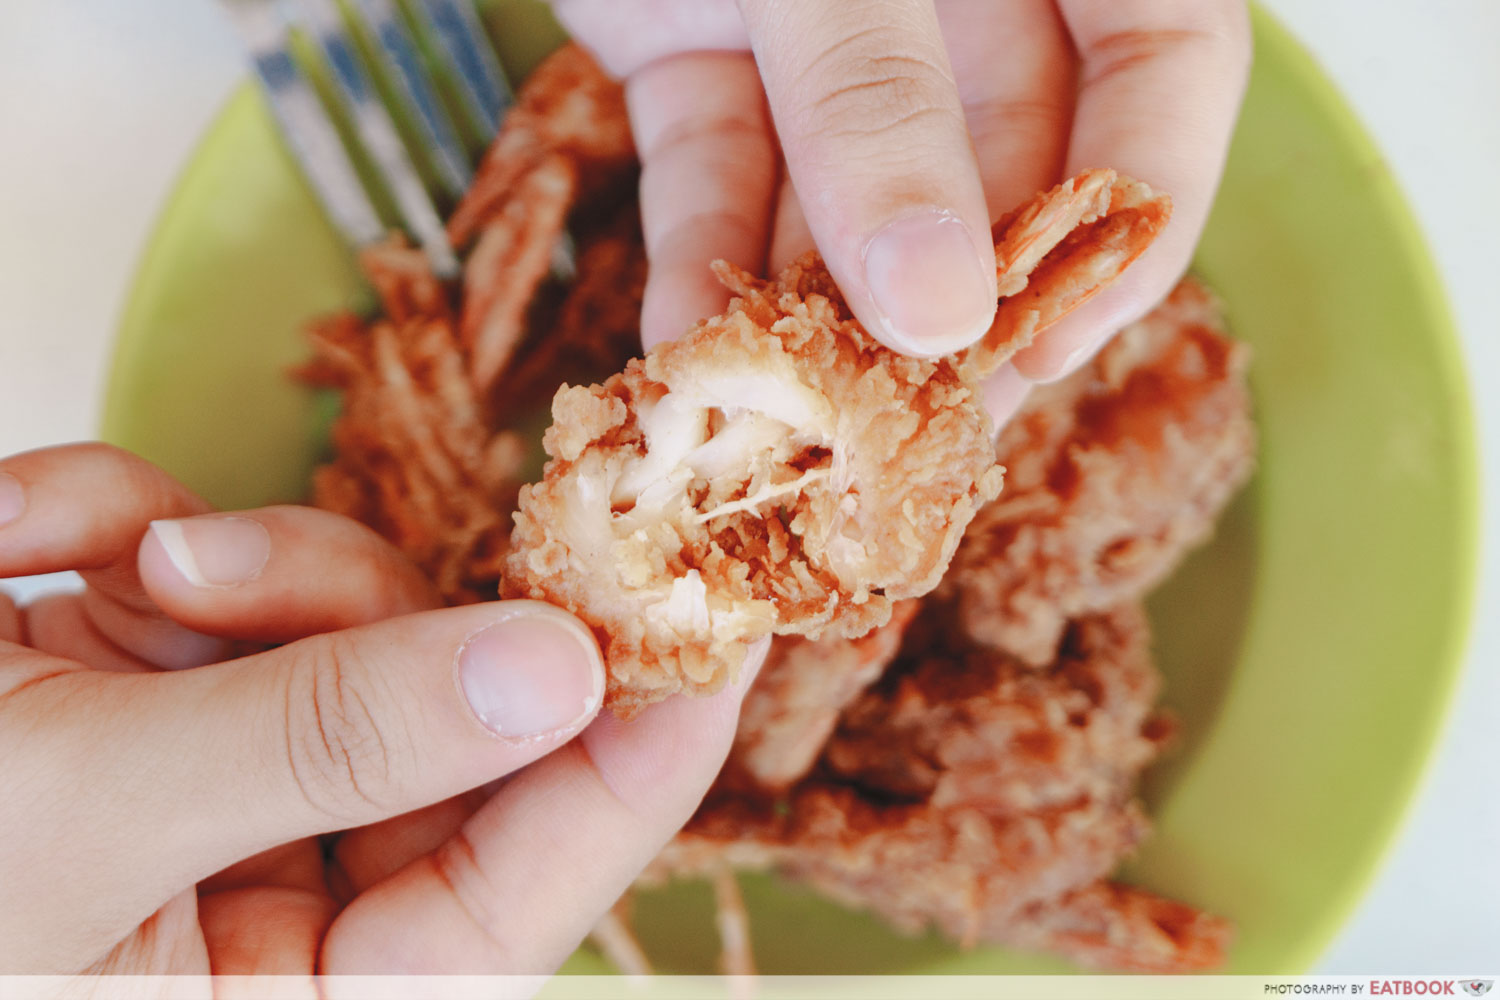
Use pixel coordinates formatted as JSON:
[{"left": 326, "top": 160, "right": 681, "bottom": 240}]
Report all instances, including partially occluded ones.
[{"left": 219, "top": 0, "right": 516, "bottom": 279}]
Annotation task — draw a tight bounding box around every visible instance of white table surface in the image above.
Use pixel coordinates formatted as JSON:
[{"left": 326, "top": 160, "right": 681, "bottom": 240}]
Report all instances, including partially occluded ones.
[{"left": 0, "top": 0, "right": 1495, "bottom": 974}]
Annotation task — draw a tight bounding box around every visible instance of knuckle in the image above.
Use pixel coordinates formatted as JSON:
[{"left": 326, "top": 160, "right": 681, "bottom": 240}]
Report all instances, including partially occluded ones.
[
  {"left": 964, "top": 95, "right": 1072, "bottom": 143},
  {"left": 790, "top": 29, "right": 960, "bottom": 142},
  {"left": 641, "top": 106, "right": 768, "bottom": 165},
  {"left": 429, "top": 828, "right": 520, "bottom": 963},
  {"left": 67, "top": 441, "right": 190, "bottom": 513},
  {"left": 1082, "top": 4, "right": 1253, "bottom": 90},
  {"left": 280, "top": 635, "right": 395, "bottom": 823},
  {"left": 651, "top": 209, "right": 764, "bottom": 264},
  {"left": 1187, "top": 0, "right": 1253, "bottom": 74},
  {"left": 57, "top": 440, "right": 137, "bottom": 467},
  {"left": 295, "top": 508, "right": 440, "bottom": 618}
]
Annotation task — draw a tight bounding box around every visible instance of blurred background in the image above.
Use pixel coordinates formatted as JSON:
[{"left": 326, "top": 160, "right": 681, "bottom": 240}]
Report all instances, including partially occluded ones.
[{"left": 0, "top": 0, "right": 1495, "bottom": 973}]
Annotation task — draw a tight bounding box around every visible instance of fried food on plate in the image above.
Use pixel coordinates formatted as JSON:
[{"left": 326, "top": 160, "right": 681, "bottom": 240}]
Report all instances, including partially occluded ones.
[
  {"left": 728, "top": 599, "right": 921, "bottom": 792},
  {"left": 447, "top": 42, "right": 635, "bottom": 251},
  {"left": 504, "top": 170, "right": 1171, "bottom": 717},
  {"left": 505, "top": 255, "right": 1004, "bottom": 717},
  {"left": 303, "top": 43, "right": 1249, "bottom": 973},
  {"left": 822, "top": 603, "right": 1170, "bottom": 815},
  {"left": 304, "top": 45, "right": 642, "bottom": 603},
  {"left": 649, "top": 605, "right": 1228, "bottom": 970},
  {"left": 971, "top": 169, "right": 1175, "bottom": 372},
  {"left": 1004, "top": 880, "right": 1233, "bottom": 973},
  {"left": 301, "top": 238, "right": 525, "bottom": 603},
  {"left": 944, "top": 277, "right": 1256, "bottom": 664}
]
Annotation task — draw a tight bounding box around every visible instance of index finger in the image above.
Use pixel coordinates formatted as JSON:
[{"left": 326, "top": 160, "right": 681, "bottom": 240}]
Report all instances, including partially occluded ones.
[
  {"left": 0, "top": 443, "right": 220, "bottom": 668},
  {"left": 739, "top": 0, "right": 999, "bottom": 357}
]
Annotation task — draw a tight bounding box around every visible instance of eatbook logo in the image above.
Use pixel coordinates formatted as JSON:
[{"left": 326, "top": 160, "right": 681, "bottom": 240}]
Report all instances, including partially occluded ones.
[{"left": 1461, "top": 983, "right": 1493, "bottom": 997}]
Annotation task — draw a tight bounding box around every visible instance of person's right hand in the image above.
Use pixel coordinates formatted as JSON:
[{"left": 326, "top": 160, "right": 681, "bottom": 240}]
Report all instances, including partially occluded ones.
[
  {"left": 553, "top": 0, "right": 1250, "bottom": 421},
  {"left": 0, "top": 443, "right": 759, "bottom": 982}
]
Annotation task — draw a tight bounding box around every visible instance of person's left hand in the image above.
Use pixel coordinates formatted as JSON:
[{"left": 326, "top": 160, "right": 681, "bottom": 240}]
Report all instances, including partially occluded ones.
[{"left": 0, "top": 443, "right": 760, "bottom": 982}]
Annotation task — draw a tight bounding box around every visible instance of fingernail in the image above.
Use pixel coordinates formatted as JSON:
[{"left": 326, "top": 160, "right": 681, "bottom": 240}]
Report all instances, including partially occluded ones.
[
  {"left": 1059, "top": 339, "right": 1101, "bottom": 378},
  {"left": 980, "top": 362, "right": 1033, "bottom": 429},
  {"left": 863, "top": 209, "right": 996, "bottom": 357},
  {"left": 149, "top": 517, "right": 270, "bottom": 588},
  {"left": 1025, "top": 332, "right": 1108, "bottom": 384},
  {"left": 0, "top": 473, "right": 24, "bottom": 528},
  {"left": 458, "top": 609, "right": 605, "bottom": 740}
]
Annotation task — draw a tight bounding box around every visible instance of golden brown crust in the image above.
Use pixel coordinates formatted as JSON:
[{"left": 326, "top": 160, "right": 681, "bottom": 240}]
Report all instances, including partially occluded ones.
[
  {"left": 729, "top": 599, "right": 922, "bottom": 792},
  {"left": 647, "top": 606, "right": 1225, "bottom": 967},
  {"left": 504, "top": 256, "right": 1003, "bottom": 717},
  {"left": 823, "top": 605, "right": 1169, "bottom": 814},
  {"left": 447, "top": 44, "right": 634, "bottom": 249},
  {"left": 969, "top": 169, "right": 1173, "bottom": 374},
  {"left": 460, "top": 154, "right": 578, "bottom": 393},
  {"left": 1004, "top": 880, "right": 1233, "bottom": 973},
  {"left": 302, "top": 45, "right": 641, "bottom": 605},
  {"left": 301, "top": 238, "right": 521, "bottom": 603},
  {"left": 303, "top": 49, "right": 1238, "bottom": 972},
  {"left": 945, "top": 277, "right": 1256, "bottom": 664},
  {"left": 655, "top": 788, "right": 1152, "bottom": 946}
]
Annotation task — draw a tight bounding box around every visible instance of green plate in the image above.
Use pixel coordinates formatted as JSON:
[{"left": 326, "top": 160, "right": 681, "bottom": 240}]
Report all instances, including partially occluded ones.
[{"left": 103, "top": 4, "right": 1477, "bottom": 975}]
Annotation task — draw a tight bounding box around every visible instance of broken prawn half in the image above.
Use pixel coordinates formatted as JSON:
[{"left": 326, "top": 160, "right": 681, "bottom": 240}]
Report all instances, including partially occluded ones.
[{"left": 505, "top": 169, "right": 1170, "bottom": 718}]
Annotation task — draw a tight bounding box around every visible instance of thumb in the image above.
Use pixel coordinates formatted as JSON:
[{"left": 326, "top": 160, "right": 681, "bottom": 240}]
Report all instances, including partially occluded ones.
[
  {"left": 5, "top": 600, "right": 603, "bottom": 962},
  {"left": 171, "top": 600, "right": 605, "bottom": 865},
  {"left": 739, "top": 0, "right": 998, "bottom": 357}
]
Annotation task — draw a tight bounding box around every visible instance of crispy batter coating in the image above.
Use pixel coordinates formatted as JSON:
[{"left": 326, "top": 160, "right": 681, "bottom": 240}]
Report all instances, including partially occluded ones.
[
  {"left": 505, "top": 256, "right": 1004, "bottom": 717},
  {"left": 1006, "top": 880, "right": 1233, "bottom": 973},
  {"left": 658, "top": 786, "right": 1152, "bottom": 947},
  {"left": 729, "top": 599, "right": 921, "bottom": 792},
  {"left": 451, "top": 45, "right": 639, "bottom": 396},
  {"left": 302, "top": 239, "right": 523, "bottom": 603},
  {"left": 303, "top": 45, "right": 1241, "bottom": 972},
  {"left": 945, "top": 277, "right": 1256, "bottom": 664},
  {"left": 304, "top": 45, "right": 642, "bottom": 603},
  {"left": 496, "top": 206, "right": 647, "bottom": 420},
  {"left": 447, "top": 43, "right": 634, "bottom": 249},
  {"left": 460, "top": 152, "right": 578, "bottom": 393},
  {"left": 505, "top": 169, "right": 1170, "bottom": 716},
  {"left": 650, "top": 606, "right": 1227, "bottom": 969},
  {"left": 822, "top": 604, "right": 1170, "bottom": 815}
]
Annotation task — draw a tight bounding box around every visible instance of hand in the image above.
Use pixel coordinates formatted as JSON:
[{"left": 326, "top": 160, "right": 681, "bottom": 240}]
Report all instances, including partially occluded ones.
[
  {"left": 0, "top": 444, "right": 760, "bottom": 978},
  {"left": 552, "top": 0, "right": 1250, "bottom": 418}
]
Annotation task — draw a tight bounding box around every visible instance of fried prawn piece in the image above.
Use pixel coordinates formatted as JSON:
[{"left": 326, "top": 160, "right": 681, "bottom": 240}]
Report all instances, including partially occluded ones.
[
  {"left": 728, "top": 599, "right": 922, "bottom": 793},
  {"left": 452, "top": 46, "right": 639, "bottom": 396},
  {"left": 658, "top": 787, "right": 1151, "bottom": 948},
  {"left": 494, "top": 206, "right": 648, "bottom": 421},
  {"left": 460, "top": 153, "right": 578, "bottom": 394},
  {"left": 505, "top": 256, "right": 1004, "bottom": 718},
  {"left": 945, "top": 277, "right": 1256, "bottom": 665},
  {"left": 302, "top": 238, "right": 525, "bottom": 604},
  {"left": 447, "top": 43, "right": 634, "bottom": 250},
  {"left": 647, "top": 605, "right": 1228, "bottom": 971},
  {"left": 648, "top": 614, "right": 1158, "bottom": 941},
  {"left": 970, "top": 169, "right": 1173, "bottom": 372},
  {"left": 303, "top": 46, "right": 642, "bottom": 602},
  {"left": 505, "top": 170, "right": 1171, "bottom": 717},
  {"left": 1005, "top": 880, "right": 1233, "bottom": 973},
  {"left": 822, "top": 604, "right": 1171, "bottom": 815}
]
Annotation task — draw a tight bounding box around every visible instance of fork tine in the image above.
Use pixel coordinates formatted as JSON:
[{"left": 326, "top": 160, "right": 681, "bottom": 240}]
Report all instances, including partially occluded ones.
[
  {"left": 349, "top": 0, "right": 473, "bottom": 200},
  {"left": 410, "top": 0, "right": 513, "bottom": 141},
  {"left": 293, "top": 0, "right": 459, "bottom": 277},
  {"left": 219, "top": 0, "right": 385, "bottom": 249}
]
